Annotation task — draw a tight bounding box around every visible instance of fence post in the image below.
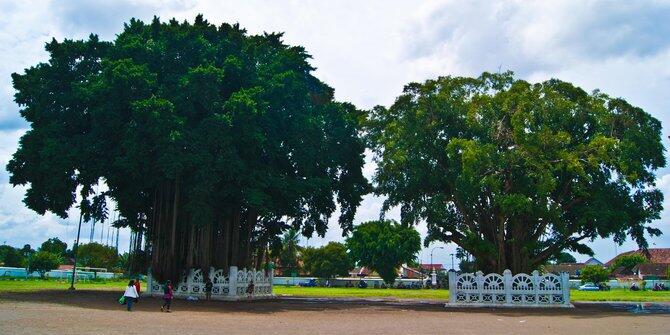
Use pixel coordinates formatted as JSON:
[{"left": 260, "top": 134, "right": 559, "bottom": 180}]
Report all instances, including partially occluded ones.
[
  {"left": 146, "top": 270, "right": 153, "bottom": 296},
  {"left": 269, "top": 269, "right": 274, "bottom": 295},
  {"left": 475, "top": 271, "right": 484, "bottom": 303},
  {"left": 503, "top": 269, "right": 512, "bottom": 305},
  {"left": 228, "top": 266, "right": 238, "bottom": 298},
  {"left": 448, "top": 271, "right": 457, "bottom": 304},
  {"left": 532, "top": 270, "right": 540, "bottom": 305},
  {"left": 561, "top": 272, "right": 570, "bottom": 305}
]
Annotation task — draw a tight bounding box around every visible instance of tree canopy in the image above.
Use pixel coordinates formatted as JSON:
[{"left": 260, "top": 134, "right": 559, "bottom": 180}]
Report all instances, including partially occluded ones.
[
  {"left": 0, "top": 246, "right": 25, "bottom": 267},
  {"left": 301, "top": 242, "right": 353, "bottom": 278},
  {"left": 346, "top": 220, "right": 421, "bottom": 284},
  {"left": 76, "top": 243, "right": 119, "bottom": 270},
  {"left": 366, "top": 72, "right": 666, "bottom": 273},
  {"left": 609, "top": 254, "right": 647, "bottom": 271},
  {"left": 7, "top": 15, "right": 368, "bottom": 282},
  {"left": 277, "top": 228, "right": 302, "bottom": 274},
  {"left": 580, "top": 265, "right": 610, "bottom": 284},
  {"left": 39, "top": 238, "right": 68, "bottom": 258},
  {"left": 28, "top": 251, "right": 61, "bottom": 278}
]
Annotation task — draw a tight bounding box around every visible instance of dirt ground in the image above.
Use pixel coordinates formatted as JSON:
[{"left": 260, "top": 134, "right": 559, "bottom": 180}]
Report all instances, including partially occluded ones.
[{"left": 0, "top": 291, "right": 668, "bottom": 335}]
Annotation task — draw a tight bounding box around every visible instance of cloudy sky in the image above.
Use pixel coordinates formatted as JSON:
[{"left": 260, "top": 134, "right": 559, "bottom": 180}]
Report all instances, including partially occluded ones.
[{"left": 1, "top": 0, "right": 670, "bottom": 268}]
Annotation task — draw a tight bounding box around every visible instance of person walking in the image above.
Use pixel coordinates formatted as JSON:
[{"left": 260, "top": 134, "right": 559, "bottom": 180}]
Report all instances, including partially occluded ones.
[
  {"left": 123, "top": 280, "right": 139, "bottom": 312},
  {"left": 134, "top": 276, "right": 141, "bottom": 297},
  {"left": 204, "top": 278, "right": 213, "bottom": 301},
  {"left": 161, "top": 280, "right": 174, "bottom": 312},
  {"left": 246, "top": 280, "right": 254, "bottom": 301}
]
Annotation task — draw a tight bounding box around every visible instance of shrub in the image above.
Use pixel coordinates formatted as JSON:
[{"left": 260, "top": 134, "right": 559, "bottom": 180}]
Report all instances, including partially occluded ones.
[
  {"left": 580, "top": 265, "right": 610, "bottom": 284},
  {"left": 28, "top": 251, "right": 61, "bottom": 278}
]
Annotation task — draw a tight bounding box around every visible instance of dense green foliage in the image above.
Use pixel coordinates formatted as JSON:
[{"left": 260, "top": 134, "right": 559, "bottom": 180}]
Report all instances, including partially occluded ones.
[
  {"left": 39, "top": 238, "right": 68, "bottom": 258},
  {"left": 7, "top": 15, "right": 368, "bottom": 282},
  {"left": 76, "top": 243, "right": 119, "bottom": 270},
  {"left": 277, "top": 228, "right": 301, "bottom": 274},
  {"left": 27, "top": 251, "right": 61, "bottom": 278},
  {"left": 609, "top": 254, "right": 648, "bottom": 270},
  {"left": 366, "top": 72, "right": 666, "bottom": 273},
  {"left": 580, "top": 265, "right": 610, "bottom": 284},
  {"left": 0, "top": 246, "right": 25, "bottom": 267},
  {"left": 346, "top": 220, "right": 421, "bottom": 284},
  {"left": 301, "top": 242, "right": 353, "bottom": 278}
]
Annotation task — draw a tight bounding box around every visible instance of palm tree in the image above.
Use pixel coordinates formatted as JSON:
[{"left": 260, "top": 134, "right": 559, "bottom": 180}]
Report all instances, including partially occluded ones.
[{"left": 279, "top": 228, "right": 301, "bottom": 275}]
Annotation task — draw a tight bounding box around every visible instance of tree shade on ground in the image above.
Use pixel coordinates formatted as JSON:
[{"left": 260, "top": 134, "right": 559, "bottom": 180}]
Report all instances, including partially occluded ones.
[
  {"left": 366, "top": 72, "right": 666, "bottom": 273},
  {"left": 7, "top": 15, "right": 369, "bottom": 283}
]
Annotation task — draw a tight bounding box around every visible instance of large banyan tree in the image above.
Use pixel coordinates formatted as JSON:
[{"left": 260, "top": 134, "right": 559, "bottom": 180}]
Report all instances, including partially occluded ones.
[
  {"left": 366, "top": 72, "right": 666, "bottom": 273},
  {"left": 7, "top": 16, "right": 368, "bottom": 282}
]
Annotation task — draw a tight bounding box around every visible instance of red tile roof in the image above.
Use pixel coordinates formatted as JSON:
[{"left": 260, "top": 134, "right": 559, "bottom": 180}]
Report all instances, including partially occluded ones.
[
  {"left": 634, "top": 263, "right": 670, "bottom": 278},
  {"left": 420, "top": 264, "right": 445, "bottom": 271},
  {"left": 606, "top": 248, "right": 670, "bottom": 266}
]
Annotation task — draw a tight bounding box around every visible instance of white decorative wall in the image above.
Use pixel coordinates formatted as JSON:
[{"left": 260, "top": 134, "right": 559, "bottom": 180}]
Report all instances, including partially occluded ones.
[
  {"left": 448, "top": 270, "right": 571, "bottom": 307},
  {"left": 146, "top": 266, "right": 274, "bottom": 300}
]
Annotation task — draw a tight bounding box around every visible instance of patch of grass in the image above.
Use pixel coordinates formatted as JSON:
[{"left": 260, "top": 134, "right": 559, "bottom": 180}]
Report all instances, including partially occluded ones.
[
  {"left": 571, "top": 289, "right": 670, "bottom": 302},
  {"left": 274, "top": 286, "right": 450, "bottom": 300},
  {"left": 2, "top": 279, "right": 669, "bottom": 302},
  {"left": 274, "top": 286, "right": 670, "bottom": 302},
  {"left": 0, "top": 278, "right": 129, "bottom": 293}
]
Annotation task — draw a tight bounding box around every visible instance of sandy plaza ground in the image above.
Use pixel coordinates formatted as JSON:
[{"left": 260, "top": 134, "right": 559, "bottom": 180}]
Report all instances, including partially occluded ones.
[{"left": 0, "top": 290, "right": 668, "bottom": 335}]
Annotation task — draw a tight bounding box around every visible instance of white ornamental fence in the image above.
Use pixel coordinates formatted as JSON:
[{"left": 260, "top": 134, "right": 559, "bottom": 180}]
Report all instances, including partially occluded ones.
[
  {"left": 448, "top": 270, "right": 571, "bottom": 307},
  {"left": 145, "top": 266, "right": 274, "bottom": 301}
]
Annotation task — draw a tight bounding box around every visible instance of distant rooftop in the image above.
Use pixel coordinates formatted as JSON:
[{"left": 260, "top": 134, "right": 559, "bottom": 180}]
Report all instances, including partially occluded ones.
[{"left": 606, "top": 248, "right": 670, "bottom": 266}]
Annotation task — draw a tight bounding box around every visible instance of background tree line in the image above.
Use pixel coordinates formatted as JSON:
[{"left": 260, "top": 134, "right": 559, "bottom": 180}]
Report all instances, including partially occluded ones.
[{"left": 0, "top": 237, "right": 130, "bottom": 277}]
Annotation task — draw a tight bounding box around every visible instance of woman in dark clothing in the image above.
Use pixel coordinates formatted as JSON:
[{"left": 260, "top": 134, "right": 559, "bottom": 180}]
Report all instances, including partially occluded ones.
[
  {"left": 205, "top": 278, "right": 213, "bottom": 300},
  {"left": 161, "top": 280, "right": 174, "bottom": 312}
]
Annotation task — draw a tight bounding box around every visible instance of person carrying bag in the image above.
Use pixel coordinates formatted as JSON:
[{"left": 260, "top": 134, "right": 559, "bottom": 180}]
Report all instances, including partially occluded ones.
[{"left": 123, "top": 280, "right": 140, "bottom": 311}]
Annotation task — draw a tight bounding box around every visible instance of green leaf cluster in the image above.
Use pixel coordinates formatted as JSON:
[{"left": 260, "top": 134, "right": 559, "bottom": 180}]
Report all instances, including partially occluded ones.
[
  {"left": 28, "top": 251, "right": 61, "bottom": 278},
  {"left": 346, "top": 220, "right": 421, "bottom": 284},
  {"left": 301, "top": 242, "right": 353, "bottom": 278},
  {"left": 0, "top": 245, "right": 26, "bottom": 268},
  {"left": 76, "top": 242, "right": 119, "bottom": 270},
  {"left": 580, "top": 265, "right": 610, "bottom": 284},
  {"left": 609, "top": 254, "right": 648, "bottom": 271}
]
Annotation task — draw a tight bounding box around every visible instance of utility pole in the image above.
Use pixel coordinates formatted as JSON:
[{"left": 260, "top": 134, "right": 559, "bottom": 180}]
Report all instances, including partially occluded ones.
[
  {"left": 430, "top": 246, "right": 444, "bottom": 268},
  {"left": 69, "top": 211, "right": 84, "bottom": 290},
  {"left": 115, "top": 228, "right": 120, "bottom": 253},
  {"left": 89, "top": 220, "right": 95, "bottom": 243},
  {"left": 99, "top": 220, "right": 104, "bottom": 243}
]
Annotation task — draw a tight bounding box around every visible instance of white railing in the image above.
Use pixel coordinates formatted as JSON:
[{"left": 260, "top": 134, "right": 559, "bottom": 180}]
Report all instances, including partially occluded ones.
[
  {"left": 146, "top": 266, "right": 274, "bottom": 300},
  {"left": 448, "top": 270, "right": 571, "bottom": 307}
]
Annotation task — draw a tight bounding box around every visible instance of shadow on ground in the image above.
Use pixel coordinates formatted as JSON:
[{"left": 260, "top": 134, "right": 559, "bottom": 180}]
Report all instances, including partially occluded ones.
[{"left": 1, "top": 290, "right": 668, "bottom": 318}]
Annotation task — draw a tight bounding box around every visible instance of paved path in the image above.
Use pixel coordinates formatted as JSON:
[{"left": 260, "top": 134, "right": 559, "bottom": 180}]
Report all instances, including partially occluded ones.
[{"left": 1, "top": 290, "right": 668, "bottom": 334}]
